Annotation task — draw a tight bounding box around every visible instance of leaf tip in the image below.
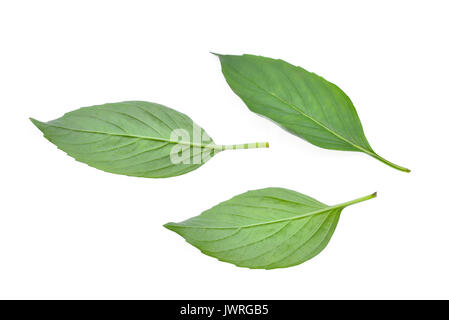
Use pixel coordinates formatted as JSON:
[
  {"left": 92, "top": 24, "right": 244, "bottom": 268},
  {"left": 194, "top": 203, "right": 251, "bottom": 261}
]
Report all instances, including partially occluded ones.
[
  {"left": 29, "top": 117, "right": 45, "bottom": 130},
  {"left": 163, "top": 223, "right": 176, "bottom": 231},
  {"left": 372, "top": 192, "right": 377, "bottom": 198},
  {"left": 210, "top": 51, "right": 223, "bottom": 57}
]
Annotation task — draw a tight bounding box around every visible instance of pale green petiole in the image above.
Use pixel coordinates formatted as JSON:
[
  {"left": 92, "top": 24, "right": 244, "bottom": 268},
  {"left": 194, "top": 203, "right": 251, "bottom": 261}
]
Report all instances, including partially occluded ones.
[
  {"left": 335, "top": 192, "right": 377, "bottom": 209},
  {"left": 214, "top": 142, "right": 269, "bottom": 151},
  {"left": 369, "top": 153, "right": 410, "bottom": 173}
]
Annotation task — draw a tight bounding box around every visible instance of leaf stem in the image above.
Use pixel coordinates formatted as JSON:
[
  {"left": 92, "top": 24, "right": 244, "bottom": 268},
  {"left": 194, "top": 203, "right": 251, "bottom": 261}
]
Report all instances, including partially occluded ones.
[
  {"left": 368, "top": 153, "right": 410, "bottom": 173},
  {"left": 336, "top": 192, "right": 377, "bottom": 208},
  {"left": 218, "top": 142, "right": 269, "bottom": 150}
]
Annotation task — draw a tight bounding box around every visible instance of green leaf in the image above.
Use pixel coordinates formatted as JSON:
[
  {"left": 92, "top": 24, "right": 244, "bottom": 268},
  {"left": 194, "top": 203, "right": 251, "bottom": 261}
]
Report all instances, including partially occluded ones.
[
  {"left": 165, "top": 188, "right": 376, "bottom": 269},
  {"left": 215, "top": 53, "right": 410, "bottom": 172},
  {"left": 31, "top": 101, "right": 269, "bottom": 178}
]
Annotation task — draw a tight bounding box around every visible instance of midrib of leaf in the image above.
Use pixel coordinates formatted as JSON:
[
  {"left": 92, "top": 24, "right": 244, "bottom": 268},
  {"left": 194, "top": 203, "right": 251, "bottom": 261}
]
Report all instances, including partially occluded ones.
[
  {"left": 31, "top": 119, "right": 266, "bottom": 151},
  {"left": 223, "top": 62, "right": 410, "bottom": 172},
  {"left": 167, "top": 192, "right": 376, "bottom": 230}
]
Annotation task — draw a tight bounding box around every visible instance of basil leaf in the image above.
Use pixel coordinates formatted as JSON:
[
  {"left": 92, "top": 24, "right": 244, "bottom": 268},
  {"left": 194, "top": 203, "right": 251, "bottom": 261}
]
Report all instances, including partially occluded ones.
[
  {"left": 31, "top": 101, "right": 268, "bottom": 178},
  {"left": 215, "top": 53, "right": 410, "bottom": 172},
  {"left": 165, "top": 188, "right": 376, "bottom": 269}
]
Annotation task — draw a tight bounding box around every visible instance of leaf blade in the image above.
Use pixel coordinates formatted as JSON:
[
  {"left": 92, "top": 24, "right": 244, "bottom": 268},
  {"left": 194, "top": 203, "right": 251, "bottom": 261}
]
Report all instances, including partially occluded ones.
[
  {"left": 216, "top": 53, "right": 409, "bottom": 172},
  {"left": 164, "top": 188, "right": 376, "bottom": 269}
]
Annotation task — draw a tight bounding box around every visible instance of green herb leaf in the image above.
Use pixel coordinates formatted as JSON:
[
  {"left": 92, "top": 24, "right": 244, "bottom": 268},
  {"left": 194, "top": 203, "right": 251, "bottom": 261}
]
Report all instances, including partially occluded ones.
[
  {"left": 31, "top": 101, "right": 268, "bottom": 178},
  {"left": 165, "top": 188, "right": 376, "bottom": 269},
  {"left": 215, "top": 53, "right": 409, "bottom": 172}
]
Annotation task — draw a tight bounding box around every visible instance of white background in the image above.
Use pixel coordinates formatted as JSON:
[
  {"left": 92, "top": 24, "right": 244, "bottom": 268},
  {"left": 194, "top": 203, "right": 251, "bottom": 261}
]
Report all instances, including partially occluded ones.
[{"left": 1, "top": 0, "right": 448, "bottom": 299}]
